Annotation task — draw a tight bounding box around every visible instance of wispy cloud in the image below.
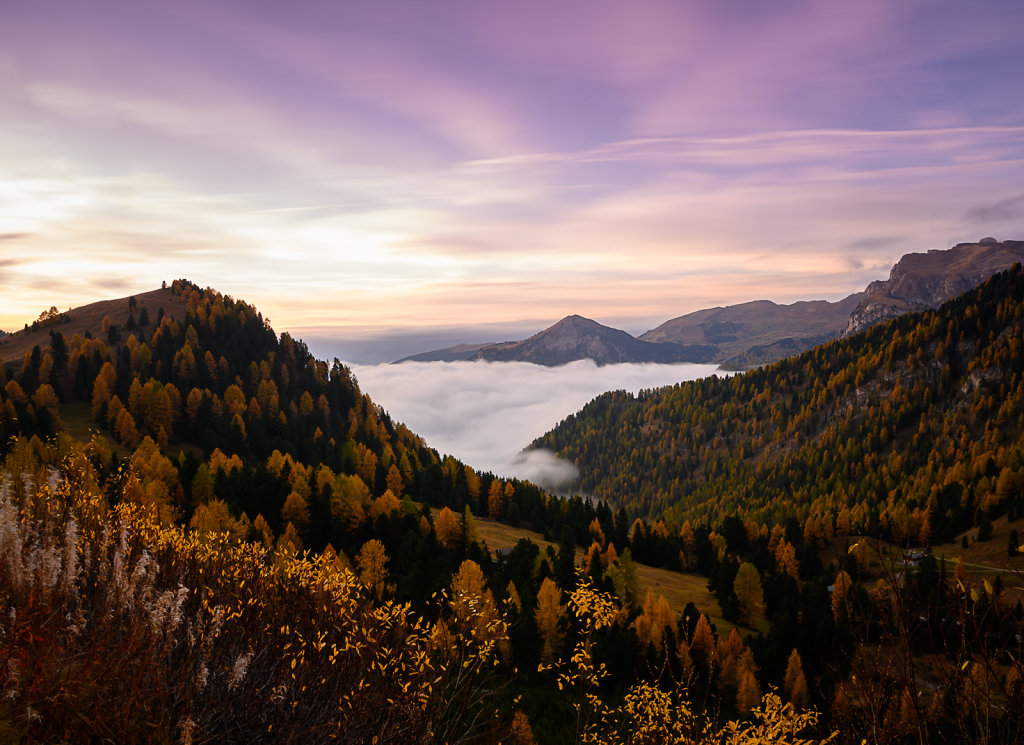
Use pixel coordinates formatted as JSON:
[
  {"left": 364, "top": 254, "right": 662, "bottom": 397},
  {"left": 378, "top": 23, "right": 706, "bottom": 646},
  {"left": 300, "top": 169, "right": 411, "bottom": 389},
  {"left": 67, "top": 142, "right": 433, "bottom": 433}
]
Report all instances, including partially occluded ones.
[
  {"left": 0, "top": 0, "right": 1021, "bottom": 335},
  {"left": 965, "top": 193, "right": 1024, "bottom": 223}
]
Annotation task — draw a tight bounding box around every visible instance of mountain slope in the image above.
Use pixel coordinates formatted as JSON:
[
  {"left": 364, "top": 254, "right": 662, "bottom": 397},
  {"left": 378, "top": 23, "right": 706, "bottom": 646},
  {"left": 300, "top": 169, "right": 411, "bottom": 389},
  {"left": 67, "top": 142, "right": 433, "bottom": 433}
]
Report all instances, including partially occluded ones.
[
  {"left": 0, "top": 287, "right": 188, "bottom": 366},
  {"left": 533, "top": 266, "right": 1024, "bottom": 540},
  {"left": 640, "top": 295, "right": 863, "bottom": 368},
  {"left": 844, "top": 238, "right": 1024, "bottom": 335},
  {"left": 395, "top": 342, "right": 489, "bottom": 363}
]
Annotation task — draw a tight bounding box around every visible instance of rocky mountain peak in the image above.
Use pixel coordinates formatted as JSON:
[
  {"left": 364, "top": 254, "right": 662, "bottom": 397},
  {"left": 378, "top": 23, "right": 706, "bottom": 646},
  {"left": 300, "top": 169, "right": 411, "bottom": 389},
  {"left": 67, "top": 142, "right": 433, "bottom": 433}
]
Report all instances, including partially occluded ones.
[{"left": 844, "top": 239, "right": 1024, "bottom": 336}]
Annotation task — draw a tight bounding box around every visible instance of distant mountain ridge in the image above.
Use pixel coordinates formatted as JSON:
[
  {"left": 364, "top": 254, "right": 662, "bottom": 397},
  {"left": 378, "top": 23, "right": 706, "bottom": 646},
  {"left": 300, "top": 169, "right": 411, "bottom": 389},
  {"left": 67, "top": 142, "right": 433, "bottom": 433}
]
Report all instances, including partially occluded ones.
[
  {"left": 474, "top": 314, "right": 714, "bottom": 366},
  {"left": 639, "top": 294, "right": 863, "bottom": 369},
  {"left": 396, "top": 315, "right": 714, "bottom": 366},
  {"left": 395, "top": 238, "right": 1022, "bottom": 368}
]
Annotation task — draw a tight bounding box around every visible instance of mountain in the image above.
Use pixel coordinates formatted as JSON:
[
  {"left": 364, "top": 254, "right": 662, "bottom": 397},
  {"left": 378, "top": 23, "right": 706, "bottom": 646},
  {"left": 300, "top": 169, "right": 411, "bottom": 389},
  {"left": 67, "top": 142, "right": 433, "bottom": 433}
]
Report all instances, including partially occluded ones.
[
  {"left": 639, "top": 295, "right": 863, "bottom": 369},
  {"left": 473, "top": 314, "right": 714, "bottom": 366},
  {"left": 395, "top": 314, "right": 715, "bottom": 366},
  {"left": 844, "top": 238, "right": 1024, "bottom": 335},
  {"left": 533, "top": 265, "right": 1024, "bottom": 537},
  {"left": 394, "top": 342, "right": 489, "bottom": 363},
  {"left": 396, "top": 239, "right": 1024, "bottom": 370}
]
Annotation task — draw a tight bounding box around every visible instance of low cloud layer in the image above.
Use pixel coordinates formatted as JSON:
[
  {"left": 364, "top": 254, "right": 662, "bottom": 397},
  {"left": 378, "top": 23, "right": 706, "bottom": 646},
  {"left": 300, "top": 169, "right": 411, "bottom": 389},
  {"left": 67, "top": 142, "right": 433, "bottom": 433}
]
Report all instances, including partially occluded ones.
[{"left": 348, "top": 360, "right": 720, "bottom": 490}]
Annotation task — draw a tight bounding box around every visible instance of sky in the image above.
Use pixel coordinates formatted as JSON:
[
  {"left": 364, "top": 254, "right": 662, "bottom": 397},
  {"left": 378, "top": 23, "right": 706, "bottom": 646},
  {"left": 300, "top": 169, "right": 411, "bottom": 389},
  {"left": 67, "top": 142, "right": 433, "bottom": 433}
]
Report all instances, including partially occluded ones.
[
  {"left": 2, "top": 0, "right": 1024, "bottom": 360},
  {"left": 349, "top": 360, "right": 720, "bottom": 485}
]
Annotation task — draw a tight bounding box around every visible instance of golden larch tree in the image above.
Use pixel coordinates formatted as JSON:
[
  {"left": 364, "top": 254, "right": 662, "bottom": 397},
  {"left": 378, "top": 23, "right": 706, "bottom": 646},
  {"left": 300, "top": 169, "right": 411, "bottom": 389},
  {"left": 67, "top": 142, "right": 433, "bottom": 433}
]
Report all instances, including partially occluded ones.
[
  {"left": 535, "top": 577, "right": 566, "bottom": 663},
  {"left": 385, "top": 463, "right": 404, "bottom": 496},
  {"left": 356, "top": 539, "right": 390, "bottom": 599},
  {"left": 733, "top": 561, "right": 764, "bottom": 627},
  {"left": 280, "top": 491, "right": 312, "bottom": 536},
  {"left": 784, "top": 648, "right": 809, "bottom": 709},
  {"left": 689, "top": 613, "right": 717, "bottom": 670},
  {"left": 488, "top": 479, "right": 504, "bottom": 519},
  {"left": 434, "top": 506, "right": 461, "bottom": 549}
]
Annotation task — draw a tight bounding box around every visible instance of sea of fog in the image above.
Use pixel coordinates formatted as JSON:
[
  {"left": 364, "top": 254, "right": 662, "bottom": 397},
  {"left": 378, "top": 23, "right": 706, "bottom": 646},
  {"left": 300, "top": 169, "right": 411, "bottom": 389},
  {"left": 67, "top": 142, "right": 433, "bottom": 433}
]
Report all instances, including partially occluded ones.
[{"left": 347, "top": 360, "right": 721, "bottom": 489}]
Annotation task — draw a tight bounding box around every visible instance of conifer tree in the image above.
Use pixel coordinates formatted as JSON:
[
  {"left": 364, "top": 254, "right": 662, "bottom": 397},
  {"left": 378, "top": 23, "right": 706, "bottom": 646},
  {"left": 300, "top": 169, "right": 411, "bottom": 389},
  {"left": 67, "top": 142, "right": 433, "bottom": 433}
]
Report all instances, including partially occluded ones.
[
  {"left": 356, "top": 539, "right": 390, "bottom": 599},
  {"left": 733, "top": 561, "right": 764, "bottom": 627},
  {"left": 535, "top": 577, "right": 566, "bottom": 663},
  {"left": 784, "top": 648, "right": 810, "bottom": 709}
]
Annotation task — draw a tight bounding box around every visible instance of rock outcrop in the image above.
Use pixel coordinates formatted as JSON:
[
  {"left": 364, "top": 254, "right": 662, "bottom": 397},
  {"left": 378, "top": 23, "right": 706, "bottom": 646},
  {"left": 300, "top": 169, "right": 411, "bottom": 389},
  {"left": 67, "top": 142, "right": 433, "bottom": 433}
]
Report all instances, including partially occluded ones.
[{"left": 844, "top": 239, "right": 1024, "bottom": 336}]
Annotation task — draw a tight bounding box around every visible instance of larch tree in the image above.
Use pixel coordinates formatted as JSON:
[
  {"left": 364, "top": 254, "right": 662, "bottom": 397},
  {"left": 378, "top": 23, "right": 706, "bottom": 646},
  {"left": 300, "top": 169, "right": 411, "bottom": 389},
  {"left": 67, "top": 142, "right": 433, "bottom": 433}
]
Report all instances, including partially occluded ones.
[
  {"left": 356, "top": 539, "right": 391, "bottom": 599},
  {"left": 832, "top": 570, "right": 853, "bottom": 620},
  {"left": 488, "top": 479, "right": 504, "bottom": 519},
  {"left": 735, "top": 648, "right": 761, "bottom": 713},
  {"left": 385, "top": 463, "right": 404, "bottom": 496},
  {"left": 689, "top": 613, "right": 716, "bottom": 670},
  {"left": 784, "top": 648, "right": 810, "bottom": 709},
  {"left": 448, "top": 560, "right": 508, "bottom": 658},
  {"left": 434, "top": 506, "right": 461, "bottom": 550},
  {"left": 535, "top": 577, "right": 566, "bottom": 663},
  {"left": 461, "top": 505, "right": 480, "bottom": 546},
  {"left": 277, "top": 522, "right": 303, "bottom": 555},
  {"left": 631, "top": 591, "right": 675, "bottom": 653},
  {"left": 733, "top": 561, "right": 764, "bottom": 627},
  {"left": 280, "top": 490, "right": 312, "bottom": 536},
  {"left": 370, "top": 489, "right": 401, "bottom": 519}
]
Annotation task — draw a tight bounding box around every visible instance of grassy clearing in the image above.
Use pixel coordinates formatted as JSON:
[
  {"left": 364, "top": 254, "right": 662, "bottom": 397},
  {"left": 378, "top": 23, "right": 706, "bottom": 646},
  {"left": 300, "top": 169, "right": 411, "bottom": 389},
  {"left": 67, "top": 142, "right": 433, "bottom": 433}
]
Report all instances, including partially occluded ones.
[
  {"left": 826, "top": 523, "right": 1024, "bottom": 605},
  {"left": 474, "top": 517, "right": 737, "bottom": 634},
  {"left": 59, "top": 402, "right": 132, "bottom": 458}
]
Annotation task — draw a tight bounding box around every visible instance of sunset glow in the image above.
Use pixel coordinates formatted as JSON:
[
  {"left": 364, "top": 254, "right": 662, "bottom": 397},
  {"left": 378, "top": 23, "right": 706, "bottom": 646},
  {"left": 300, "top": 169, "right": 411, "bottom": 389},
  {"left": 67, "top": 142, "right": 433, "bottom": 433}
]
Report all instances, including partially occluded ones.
[{"left": 2, "top": 0, "right": 1022, "bottom": 347}]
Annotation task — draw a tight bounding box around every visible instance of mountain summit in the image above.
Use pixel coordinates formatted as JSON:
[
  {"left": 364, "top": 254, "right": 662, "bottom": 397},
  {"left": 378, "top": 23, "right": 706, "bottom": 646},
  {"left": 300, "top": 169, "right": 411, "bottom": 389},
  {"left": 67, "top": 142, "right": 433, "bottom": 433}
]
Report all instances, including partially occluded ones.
[{"left": 473, "top": 314, "right": 713, "bottom": 366}]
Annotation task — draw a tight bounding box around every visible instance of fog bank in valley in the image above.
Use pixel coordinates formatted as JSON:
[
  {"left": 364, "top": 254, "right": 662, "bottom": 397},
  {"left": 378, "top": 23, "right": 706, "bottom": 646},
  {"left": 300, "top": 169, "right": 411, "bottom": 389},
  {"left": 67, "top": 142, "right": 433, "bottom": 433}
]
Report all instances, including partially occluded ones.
[{"left": 348, "top": 360, "right": 720, "bottom": 490}]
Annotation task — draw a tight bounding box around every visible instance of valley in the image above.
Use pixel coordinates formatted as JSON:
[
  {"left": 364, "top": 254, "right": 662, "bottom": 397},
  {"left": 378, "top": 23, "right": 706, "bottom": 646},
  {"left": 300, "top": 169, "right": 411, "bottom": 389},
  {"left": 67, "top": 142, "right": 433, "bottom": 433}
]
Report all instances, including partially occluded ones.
[{"left": 1, "top": 265, "right": 1022, "bottom": 744}]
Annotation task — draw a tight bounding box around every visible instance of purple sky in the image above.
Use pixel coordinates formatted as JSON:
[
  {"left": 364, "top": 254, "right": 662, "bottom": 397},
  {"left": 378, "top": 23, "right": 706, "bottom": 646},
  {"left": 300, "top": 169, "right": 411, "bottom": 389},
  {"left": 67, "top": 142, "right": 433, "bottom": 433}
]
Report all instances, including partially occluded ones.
[{"left": 2, "top": 0, "right": 1023, "bottom": 353}]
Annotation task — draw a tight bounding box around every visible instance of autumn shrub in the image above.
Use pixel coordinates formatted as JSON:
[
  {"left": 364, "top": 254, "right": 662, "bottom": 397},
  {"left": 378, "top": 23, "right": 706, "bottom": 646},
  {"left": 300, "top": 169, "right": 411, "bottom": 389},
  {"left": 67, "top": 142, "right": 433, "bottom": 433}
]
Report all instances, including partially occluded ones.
[
  {"left": 545, "top": 576, "right": 835, "bottom": 745},
  {"left": 0, "top": 440, "right": 504, "bottom": 744}
]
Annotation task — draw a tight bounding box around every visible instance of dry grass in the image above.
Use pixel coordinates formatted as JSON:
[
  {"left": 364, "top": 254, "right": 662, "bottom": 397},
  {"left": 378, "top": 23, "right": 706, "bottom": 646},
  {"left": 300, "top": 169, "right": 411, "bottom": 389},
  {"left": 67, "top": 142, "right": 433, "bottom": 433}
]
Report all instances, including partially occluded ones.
[{"left": 0, "top": 287, "right": 187, "bottom": 367}]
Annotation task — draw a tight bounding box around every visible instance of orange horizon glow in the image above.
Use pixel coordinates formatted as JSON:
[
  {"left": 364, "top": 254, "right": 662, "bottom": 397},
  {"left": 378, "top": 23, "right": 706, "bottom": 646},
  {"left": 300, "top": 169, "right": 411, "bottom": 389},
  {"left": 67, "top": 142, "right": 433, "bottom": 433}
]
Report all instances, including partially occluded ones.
[{"left": 2, "top": 1, "right": 1022, "bottom": 346}]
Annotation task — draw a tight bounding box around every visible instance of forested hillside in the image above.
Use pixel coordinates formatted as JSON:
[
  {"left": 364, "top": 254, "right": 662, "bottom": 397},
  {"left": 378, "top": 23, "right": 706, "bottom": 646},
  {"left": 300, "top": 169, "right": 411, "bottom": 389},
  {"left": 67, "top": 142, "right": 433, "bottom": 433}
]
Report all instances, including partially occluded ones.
[
  {"left": 2, "top": 278, "right": 1021, "bottom": 743},
  {"left": 535, "top": 266, "right": 1024, "bottom": 543},
  {"left": 0, "top": 280, "right": 837, "bottom": 744}
]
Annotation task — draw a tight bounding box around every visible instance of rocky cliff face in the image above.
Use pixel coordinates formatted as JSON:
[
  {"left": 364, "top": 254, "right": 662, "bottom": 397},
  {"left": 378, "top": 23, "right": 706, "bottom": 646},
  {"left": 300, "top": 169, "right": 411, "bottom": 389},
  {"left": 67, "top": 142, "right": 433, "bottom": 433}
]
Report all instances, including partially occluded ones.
[{"left": 844, "top": 239, "right": 1024, "bottom": 336}]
